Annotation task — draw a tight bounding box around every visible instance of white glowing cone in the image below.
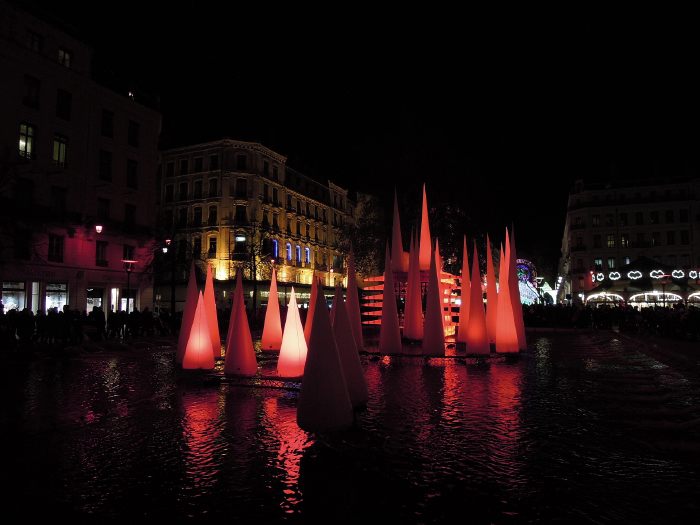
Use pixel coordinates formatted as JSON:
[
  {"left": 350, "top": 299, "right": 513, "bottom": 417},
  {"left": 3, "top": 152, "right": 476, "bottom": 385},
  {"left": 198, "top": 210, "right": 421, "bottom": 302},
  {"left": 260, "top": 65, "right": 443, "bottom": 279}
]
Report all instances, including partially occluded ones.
[{"left": 277, "top": 288, "right": 308, "bottom": 378}]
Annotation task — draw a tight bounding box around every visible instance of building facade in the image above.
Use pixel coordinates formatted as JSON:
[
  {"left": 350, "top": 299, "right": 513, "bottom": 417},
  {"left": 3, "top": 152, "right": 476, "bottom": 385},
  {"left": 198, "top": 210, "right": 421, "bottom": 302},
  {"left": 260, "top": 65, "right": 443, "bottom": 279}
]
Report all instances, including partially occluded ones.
[
  {"left": 0, "top": 1, "right": 162, "bottom": 314},
  {"left": 158, "top": 139, "right": 355, "bottom": 310},
  {"left": 558, "top": 177, "right": 700, "bottom": 304}
]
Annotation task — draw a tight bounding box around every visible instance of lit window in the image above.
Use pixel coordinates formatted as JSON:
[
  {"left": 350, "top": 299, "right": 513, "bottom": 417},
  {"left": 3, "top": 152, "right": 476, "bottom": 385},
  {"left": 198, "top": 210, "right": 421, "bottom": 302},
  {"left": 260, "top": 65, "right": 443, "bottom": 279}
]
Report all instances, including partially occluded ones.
[
  {"left": 272, "top": 239, "right": 278, "bottom": 258},
  {"left": 305, "top": 247, "right": 310, "bottom": 263},
  {"left": 48, "top": 234, "right": 64, "bottom": 262},
  {"left": 606, "top": 234, "right": 615, "bottom": 248},
  {"left": 296, "top": 245, "right": 301, "bottom": 262},
  {"left": 52, "top": 135, "right": 68, "bottom": 168},
  {"left": 58, "top": 48, "right": 71, "bottom": 68},
  {"left": 607, "top": 257, "right": 615, "bottom": 269},
  {"left": 286, "top": 242, "right": 292, "bottom": 261},
  {"left": 18, "top": 123, "right": 35, "bottom": 159}
]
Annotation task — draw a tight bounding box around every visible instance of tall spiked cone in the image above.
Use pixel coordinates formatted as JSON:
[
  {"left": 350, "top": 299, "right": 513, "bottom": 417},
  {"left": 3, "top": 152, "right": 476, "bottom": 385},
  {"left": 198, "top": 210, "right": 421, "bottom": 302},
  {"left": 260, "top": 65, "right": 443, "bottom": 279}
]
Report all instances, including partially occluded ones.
[
  {"left": 422, "top": 242, "right": 445, "bottom": 355},
  {"left": 277, "top": 287, "right": 307, "bottom": 377},
  {"left": 224, "top": 272, "right": 258, "bottom": 376},
  {"left": 177, "top": 262, "right": 199, "bottom": 364},
  {"left": 456, "top": 236, "right": 470, "bottom": 344},
  {"left": 330, "top": 285, "right": 343, "bottom": 326},
  {"left": 297, "top": 285, "right": 353, "bottom": 432},
  {"left": 418, "top": 183, "right": 432, "bottom": 271},
  {"left": 333, "top": 297, "right": 369, "bottom": 408},
  {"left": 304, "top": 276, "right": 320, "bottom": 343},
  {"left": 379, "top": 243, "right": 402, "bottom": 353},
  {"left": 496, "top": 236, "right": 518, "bottom": 354},
  {"left": 261, "top": 267, "right": 283, "bottom": 351},
  {"left": 203, "top": 264, "right": 222, "bottom": 358},
  {"left": 509, "top": 228, "right": 527, "bottom": 351},
  {"left": 391, "top": 189, "right": 406, "bottom": 272},
  {"left": 466, "top": 241, "right": 489, "bottom": 355},
  {"left": 403, "top": 230, "right": 423, "bottom": 340},
  {"left": 485, "top": 235, "right": 498, "bottom": 345},
  {"left": 345, "top": 250, "right": 363, "bottom": 349},
  {"left": 182, "top": 292, "right": 216, "bottom": 370}
]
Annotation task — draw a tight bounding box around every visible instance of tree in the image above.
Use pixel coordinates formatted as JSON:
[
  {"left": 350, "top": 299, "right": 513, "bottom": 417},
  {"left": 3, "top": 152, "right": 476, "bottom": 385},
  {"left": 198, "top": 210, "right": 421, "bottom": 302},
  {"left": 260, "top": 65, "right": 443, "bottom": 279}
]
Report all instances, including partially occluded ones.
[{"left": 339, "top": 192, "right": 385, "bottom": 278}]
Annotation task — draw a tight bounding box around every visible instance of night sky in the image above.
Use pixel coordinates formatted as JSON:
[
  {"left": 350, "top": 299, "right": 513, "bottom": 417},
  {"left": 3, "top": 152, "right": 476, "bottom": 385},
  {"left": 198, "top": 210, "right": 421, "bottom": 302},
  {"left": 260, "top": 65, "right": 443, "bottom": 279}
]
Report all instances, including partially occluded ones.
[{"left": 24, "top": 3, "right": 700, "bottom": 278}]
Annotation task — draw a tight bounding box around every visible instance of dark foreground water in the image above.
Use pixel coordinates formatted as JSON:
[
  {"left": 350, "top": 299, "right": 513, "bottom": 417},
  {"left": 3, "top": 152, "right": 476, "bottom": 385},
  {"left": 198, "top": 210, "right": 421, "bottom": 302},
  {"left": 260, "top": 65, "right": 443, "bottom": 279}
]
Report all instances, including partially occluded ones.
[{"left": 3, "top": 332, "right": 700, "bottom": 523}]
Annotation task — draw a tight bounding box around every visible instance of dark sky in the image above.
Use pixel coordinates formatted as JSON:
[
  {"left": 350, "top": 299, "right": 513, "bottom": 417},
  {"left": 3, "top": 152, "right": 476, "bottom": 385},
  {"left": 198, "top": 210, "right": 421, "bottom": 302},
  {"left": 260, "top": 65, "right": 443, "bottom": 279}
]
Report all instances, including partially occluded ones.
[{"left": 25, "top": 3, "right": 700, "bottom": 276}]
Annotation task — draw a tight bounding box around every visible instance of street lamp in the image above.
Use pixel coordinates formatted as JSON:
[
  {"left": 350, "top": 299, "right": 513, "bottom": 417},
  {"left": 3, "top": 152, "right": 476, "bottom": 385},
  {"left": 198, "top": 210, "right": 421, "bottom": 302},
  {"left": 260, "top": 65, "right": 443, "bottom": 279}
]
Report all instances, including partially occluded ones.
[{"left": 122, "top": 259, "right": 138, "bottom": 314}]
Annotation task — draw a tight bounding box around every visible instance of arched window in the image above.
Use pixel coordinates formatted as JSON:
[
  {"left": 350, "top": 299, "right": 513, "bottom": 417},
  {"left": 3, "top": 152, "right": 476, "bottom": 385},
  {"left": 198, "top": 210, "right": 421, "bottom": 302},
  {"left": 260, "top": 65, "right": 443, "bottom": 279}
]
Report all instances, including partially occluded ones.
[
  {"left": 296, "top": 245, "right": 301, "bottom": 263},
  {"left": 272, "top": 239, "right": 278, "bottom": 258},
  {"left": 305, "top": 247, "right": 310, "bottom": 263},
  {"left": 286, "top": 242, "right": 292, "bottom": 261}
]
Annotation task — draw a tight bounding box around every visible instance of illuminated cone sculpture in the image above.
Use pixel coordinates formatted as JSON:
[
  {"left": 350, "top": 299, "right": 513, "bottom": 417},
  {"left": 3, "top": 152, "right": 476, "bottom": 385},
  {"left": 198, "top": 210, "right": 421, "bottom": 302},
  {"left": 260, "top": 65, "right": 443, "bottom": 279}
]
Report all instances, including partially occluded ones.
[
  {"left": 485, "top": 235, "right": 498, "bottom": 345},
  {"left": 391, "top": 189, "right": 406, "bottom": 272},
  {"left": 223, "top": 272, "right": 258, "bottom": 376},
  {"left": 419, "top": 183, "right": 432, "bottom": 271},
  {"left": 496, "top": 237, "right": 519, "bottom": 354},
  {"left": 333, "top": 297, "right": 368, "bottom": 408},
  {"left": 346, "top": 250, "right": 364, "bottom": 349},
  {"left": 422, "top": 243, "right": 445, "bottom": 356},
  {"left": 304, "top": 276, "right": 320, "bottom": 343},
  {"left": 466, "top": 241, "right": 489, "bottom": 355},
  {"left": 379, "top": 244, "right": 402, "bottom": 354},
  {"left": 182, "top": 292, "right": 215, "bottom": 370},
  {"left": 403, "top": 231, "right": 423, "bottom": 341},
  {"left": 435, "top": 238, "right": 445, "bottom": 329},
  {"left": 277, "top": 287, "right": 307, "bottom": 378},
  {"left": 297, "top": 287, "right": 353, "bottom": 432},
  {"left": 456, "top": 236, "right": 470, "bottom": 345},
  {"left": 261, "top": 267, "right": 283, "bottom": 351},
  {"left": 330, "top": 285, "right": 342, "bottom": 326},
  {"left": 176, "top": 261, "right": 199, "bottom": 364},
  {"left": 203, "top": 264, "right": 222, "bottom": 358},
  {"left": 508, "top": 228, "right": 527, "bottom": 351}
]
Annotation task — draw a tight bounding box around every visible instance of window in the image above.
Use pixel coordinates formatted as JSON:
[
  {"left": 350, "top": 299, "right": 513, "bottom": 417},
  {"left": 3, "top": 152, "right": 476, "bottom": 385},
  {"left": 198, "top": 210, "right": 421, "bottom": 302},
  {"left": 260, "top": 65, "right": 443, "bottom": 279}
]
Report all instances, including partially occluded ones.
[
  {"left": 619, "top": 213, "right": 628, "bottom": 226},
  {"left": 605, "top": 214, "right": 614, "bottom": 226},
  {"left": 651, "top": 232, "right": 661, "bottom": 247},
  {"left": 650, "top": 211, "right": 659, "bottom": 224},
  {"left": 124, "top": 204, "right": 136, "bottom": 227},
  {"left": 235, "top": 205, "right": 247, "bottom": 223},
  {"left": 194, "top": 157, "right": 203, "bottom": 172},
  {"left": 123, "top": 244, "right": 135, "bottom": 261},
  {"left": 208, "top": 206, "right": 217, "bottom": 225},
  {"left": 50, "top": 186, "right": 66, "bottom": 214},
  {"left": 636, "top": 233, "right": 645, "bottom": 245},
  {"left": 178, "top": 208, "right": 187, "bottom": 227},
  {"left": 101, "top": 110, "right": 114, "bottom": 137},
  {"left": 296, "top": 245, "right": 301, "bottom": 263},
  {"left": 192, "top": 180, "right": 201, "bottom": 199},
  {"left": 236, "top": 154, "right": 247, "bottom": 170},
  {"left": 27, "top": 30, "right": 43, "bottom": 52},
  {"left": 665, "top": 210, "right": 674, "bottom": 223},
  {"left": 193, "top": 207, "right": 202, "bottom": 226},
  {"left": 208, "top": 236, "right": 217, "bottom": 257},
  {"left": 56, "top": 89, "right": 72, "bottom": 120},
  {"left": 166, "top": 161, "right": 174, "bottom": 177},
  {"left": 180, "top": 159, "right": 188, "bottom": 175},
  {"left": 97, "top": 198, "right": 110, "bottom": 220},
  {"left": 594, "top": 258, "right": 603, "bottom": 270},
  {"left": 623, "top": 256, "right": 631, "bottom": 265},
  {"left": 593, "top": 234, "right": 601, "bottom": 248},
  {"left": 272, "top": 166, "right": 278, "bottom": 180},
  {"left": 264, "top": 161, "right": 269, "bottom": 177},
  {"left": 606, "top": 234, "right": 615, "bottom": 248},
  {"left": 193, "top": 237, "right": 201, "bottom": 257},
  {"left": 635, "top": 212, "right": 644, "bottom": 225},
  {"left": 680, "top": 209, "right": 689, "bottom": 223},
  {"left": 272, "top": 239, "right": 278, "bottom": 258},
  {"left": 209, "top": 178, "right": 218, "bottom": 197},
  {"left": 52, "top": 135, "right": 68, "bottom": 168},
  {"left": 58, "top": 48, "right": 71, "bottom": 67},
  {"left": 163, "top": 209, "right": 173, "bottom": 227},
  {"left": 287, "top": 195, "right": 292, "bottom": 210},
  {"left": 165, "top": 185, "right": 174, "bottom": 202},
  {"left": 621, "top": 233, "right": 629, "bottom": 247},
  {"left": 286, "top": 242, "right": 292, "bottom": 261},
  {"left": 126, "top": 159, "right": 138, "bottom": 189},
  {"left": 128, "top": 120, "right": 140, "bottom": 147},
  {"left": 263, "top": 184, "right": 269, "bottom": 202},
  {"left": 23, "top": 75, "right": 40, "bottom": 108},
  {"left": 574, "top": 216, "right": 583, "bottom": 227},
  {"left": 607, "top": 257, "right": 615, "bottom": 269},
  {"left": 96, "top": 241, "right": 108, "bottom": 267},
  {"left": 305, "top": 247, "right": 310, "bottom": 263},
  {"left": 48, "top": 234, "right": 64, "bottom": 262},
  {"left": 575, "top": 236, "right": 583, "bottom": 248},
  {"left": 667, "top": 231, "right": 675, "bottom": 245},
  {"left": 592, "top": 215, "right": 600, "bottom": 227},
  {"left": 179, "top": 182, "right": 188, "bottom": 201},
  {"left": 681, "top": 230, "right": 690, "bottom": 245},
  {"left": 209, "top": 154, "right": 219, "bottom": 170},
  {"left": 18, "top": 123, "right": 36, "bottom": 159},
  {"left": 236, "top": 178, "right": 247, "bottom": 198},
  {"left": 272, "top": 187, "right": 278, "bottom": 205},
  {"left": 99, "top": 150, "right": 112, "bottom": 181}
]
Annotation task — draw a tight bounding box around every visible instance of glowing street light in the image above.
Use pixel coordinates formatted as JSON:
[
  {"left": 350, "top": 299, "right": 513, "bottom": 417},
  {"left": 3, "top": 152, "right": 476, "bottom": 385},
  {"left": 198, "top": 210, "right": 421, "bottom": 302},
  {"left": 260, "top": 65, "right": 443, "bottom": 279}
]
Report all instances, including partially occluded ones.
[{"left": 95, "top": 224, "right": 103, "bottom": 234}]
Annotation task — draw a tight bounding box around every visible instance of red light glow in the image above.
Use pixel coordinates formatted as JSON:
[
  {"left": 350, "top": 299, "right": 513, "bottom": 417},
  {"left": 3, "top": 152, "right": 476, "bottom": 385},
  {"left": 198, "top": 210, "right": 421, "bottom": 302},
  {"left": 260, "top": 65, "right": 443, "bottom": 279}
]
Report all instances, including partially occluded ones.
[
  {"left": 261, "top": 268, "right": 283, "bottom": 351},
  {"left": 182, "top": 292, "right": 215, "bottom": 370},
  {"left": 277, "top": 287, "right": 307, "bottom": 378},
  {"left": 203, "top": 264, "right": 222, "bottom": 358}
]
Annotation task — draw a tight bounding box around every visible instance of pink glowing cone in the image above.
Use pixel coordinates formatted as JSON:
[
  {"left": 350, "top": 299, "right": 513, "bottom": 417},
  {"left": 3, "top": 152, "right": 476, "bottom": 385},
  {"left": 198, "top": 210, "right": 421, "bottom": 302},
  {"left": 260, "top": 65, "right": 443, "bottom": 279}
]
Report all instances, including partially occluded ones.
[
  {"left": 456, "top": 236, "right": 470, "bottom": 344},
  {"left": 422, "top": 242, "right": 445, "bottom": 356},
  {"left": 509, "top": 228, "right": 527, "bottom": 351},
  {"left": 297, "top": 286, "right": 353, "bottom": 432},
  {"left": 333, "top": 297, "right": 368, "bottom": 408},
  {"left": 403, "top": 230, "right": 423, "bottom": 340},
  {"left": 330, "top": 285, "right": 343, "bottom": 326},
  {"left": 177, "top": 262, "right": 199, "bottom": 364},
  {"left": 485, "top": 235, "right": 498, "bottom": 345},
  {"left": 496, "top": 236, "right": 518, "bottom": 354},
  {"left": 346, "top": 250, "right": 364, "bottom": 349},
  {"left": 223, "top": 272, "right": 258, "bottom": 376},
  {"left": 418, "top": 183, "right": 432, "bottom": 271},
  {"left": 304, "top": 276, "right": 319, "bottom": 343},
  {"left": 391, "top": 189, "right": 406, "bottom": 272},
  {"left": 203, "top": 264, "right": 222, "bottom": 358},
  {"left": 277, "top": 287, "right": 307, "bottom": 377},
  {"left": 182, "top": 292, "right": 215, "bottom": 370},
  {"left": 379, "top": 243, "right": 402, "bottom": 354},
  {"left": 261, "top": 268, "right": 283, "bottom": 351},
  {"left": 466, "top": 242, "right": 489, "bottom": 355}
]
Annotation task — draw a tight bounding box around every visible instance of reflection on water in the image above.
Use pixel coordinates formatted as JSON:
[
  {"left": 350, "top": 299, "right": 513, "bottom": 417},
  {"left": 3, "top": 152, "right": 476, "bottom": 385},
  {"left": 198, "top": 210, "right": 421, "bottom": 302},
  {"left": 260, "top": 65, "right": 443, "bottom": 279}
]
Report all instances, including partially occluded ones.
[{"left": 4, "top": 333, "right": 700, "bottom": 521}]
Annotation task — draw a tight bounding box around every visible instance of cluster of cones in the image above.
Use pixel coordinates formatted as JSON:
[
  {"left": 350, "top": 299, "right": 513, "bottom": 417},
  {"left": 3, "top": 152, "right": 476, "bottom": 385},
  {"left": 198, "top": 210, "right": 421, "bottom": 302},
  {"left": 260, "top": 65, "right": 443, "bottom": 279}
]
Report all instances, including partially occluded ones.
[{"left": 380, "top": 185, "right": 526, "bottom": 355}]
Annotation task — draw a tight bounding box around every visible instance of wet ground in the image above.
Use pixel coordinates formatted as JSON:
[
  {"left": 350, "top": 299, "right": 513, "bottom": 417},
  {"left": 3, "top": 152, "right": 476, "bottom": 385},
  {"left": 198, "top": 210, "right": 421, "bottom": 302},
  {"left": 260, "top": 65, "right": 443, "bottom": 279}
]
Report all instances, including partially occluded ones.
[{"left": 2, "top": 331, "right": 700, "bottom": 523}]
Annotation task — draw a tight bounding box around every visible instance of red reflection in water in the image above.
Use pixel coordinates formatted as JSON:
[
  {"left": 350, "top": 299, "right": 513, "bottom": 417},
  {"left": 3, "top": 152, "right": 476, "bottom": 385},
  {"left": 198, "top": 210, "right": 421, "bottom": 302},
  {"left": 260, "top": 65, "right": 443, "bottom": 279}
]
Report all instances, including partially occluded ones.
[
  {"left": 181, "top": 389, "right": 221, "bottom": 488},
  {"left": 262, "top": 397, "right": 311, "bottom": 513}
]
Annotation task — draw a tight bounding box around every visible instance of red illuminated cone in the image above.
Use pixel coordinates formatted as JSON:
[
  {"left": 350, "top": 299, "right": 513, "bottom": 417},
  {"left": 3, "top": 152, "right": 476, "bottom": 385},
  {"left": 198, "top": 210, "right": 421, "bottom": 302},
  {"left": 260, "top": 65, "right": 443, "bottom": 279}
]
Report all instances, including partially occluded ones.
[
  {"left": 223, "top": 272, "right": 258, "bottom": 376},
  {"left": 456, "top": 236, "right": 470, "bottom": 344},
  {"left": 177, "top": 262, "right": 198, "bottom": 365},
  {"left": 304, "top": 276, "right": 320, "bottom": 343},
  {"left": 508, "top": 228, "right": 527, "bottom": 351},
  {"left": 485, "top": 235, "right": 498, "bottom": 345},
  {"left": 379, "top": 243, "right": 402, "bottom": 354},
  {"left": 346, "top": 250, "right": 363, "bottom": 349},
  {"left": 203, "top": 264, "right": 222, "bottom": 358},
  {"left": 496, "top": 236, "right": 518, "bottom": 354},
  {"left": 277, "top": 287, "right": 307, "bottom": 378},
  {"left": 422, "top": 242, "right": 445, "bottom": 356},
  {"left": 261, "top": 268, "right": 283, "bottom": 351},
  {"left": 466, "top": 241, "right": 489, "bottom": 355},
  {"left": 419, "top": 183, "right": 432, "bottom": 271},
  {"left": 333, "top": 297, "right": 368, "bottom": 408},
  {"left": 403, "top": 230, "right": 423, "bottom": 341},
  {"left": 182, "top": 292, "right": 215, "bottom": 370}
]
